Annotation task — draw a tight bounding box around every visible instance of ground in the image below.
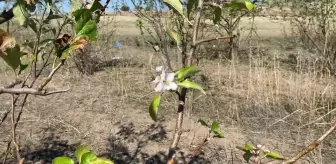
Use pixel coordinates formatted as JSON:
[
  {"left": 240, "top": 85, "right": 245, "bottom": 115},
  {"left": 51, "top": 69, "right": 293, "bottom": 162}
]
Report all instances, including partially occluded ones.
[{"left": 0, "top": 14, "right": 336, "bottom": 164}]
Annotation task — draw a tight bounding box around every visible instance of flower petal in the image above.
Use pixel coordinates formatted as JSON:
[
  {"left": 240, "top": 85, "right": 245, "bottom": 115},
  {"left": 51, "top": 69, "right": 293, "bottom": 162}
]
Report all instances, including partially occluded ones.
[
  {"left": 169, "top": 82, "right": 178, "bottom": 90},
  {"left": 152, "top": 76, "right": 160, "bottom": 84},
  {"left": 155, "top": 66, "right": 163, "bottom": 72},
  {"left": 154, "top": 82, "right": 164, "bottom": 92},
  {"left": 166, "top": 73, "right": 175, "bottom": 82}
]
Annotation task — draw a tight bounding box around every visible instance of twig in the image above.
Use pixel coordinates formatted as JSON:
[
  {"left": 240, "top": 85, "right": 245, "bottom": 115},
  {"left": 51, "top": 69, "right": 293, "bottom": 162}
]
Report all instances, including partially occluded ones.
[
  {"left": 195, "top": 36, "right": 235, "bottom": 46},
  {"left": 300, "top": 108, "right": 336, "bottom": 128},
  {"left": 38, "top": 61, "right": 64, "bottom": 90},
  {"left": 282, "top": 120, "right": 336, "bottom": 164},
  {"left": 100, "top": 0, "right": 111, "bottom": 14},
  {"left": 11, "top": 95, "right": 21, "bottom": 162},
  {"left": 0, "top": 87, "right": 70, "bottom": 95}
]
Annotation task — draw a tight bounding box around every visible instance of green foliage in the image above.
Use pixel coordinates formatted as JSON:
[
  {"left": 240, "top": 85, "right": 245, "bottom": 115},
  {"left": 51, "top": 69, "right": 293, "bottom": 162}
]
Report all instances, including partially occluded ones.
[
  {"left": 13, "top": 0, "right": 32, "bottom": 25},
  {"left": 213, "top": 7, "right": 221, "bottom": 24},
  {"left": 52, "top": 157, "right": 74, "bottom": 164},
  {"left": 60, "top": 3, "right": 102, "bottom": 59},
  {"left": 187, "top": 0, "right": 197, "bottom": 18},
  {"left": 81, "top": 152, "right": 97, "bottom": 164},
  {"left": 242, "top": 143, "right": 255, "bottom": 151},
  {"left": 266, "top": 151, "right": 282, "bottom": 159},
  {"left": 174, "top": 66, "right": 200, "bottom": 82},
  {"left": 197, "top": 119, "right": 208, "bottom": 127},
  {"left": 225, "top": 0, "right": 255, "bottom": 11},
  {"left": 197, "top": 119, "right": 224, "bottom": 138},
  {"left": 177, "top": 79, "right": 205, "bottom": 94},
  {"left": 163, "top": 0, "right": 184, "bottom": 17},
  {"left": 149, "top": 95, "right": 161, "bottom": 122},
  {"left": 239, "top": 143, "right": 283, "bottom": 162},
  {"left": 53, "top": 145, "right": 114, "bottom": 164},
  {"left": 0, "top": 45, "right": 27, "bottom": 74},
  {"left": 75, "top": 145, "right": 90, "bottom": 163}
]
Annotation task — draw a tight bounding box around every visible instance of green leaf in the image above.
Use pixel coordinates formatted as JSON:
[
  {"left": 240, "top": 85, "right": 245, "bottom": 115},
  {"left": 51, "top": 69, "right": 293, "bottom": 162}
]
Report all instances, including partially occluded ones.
[
  {"left": 89, "top": 0, "right": 104, "bottom": 12},
  {"left": 81, "top": 152, "right": 97, "bottom": 164},
  {"left": 13, "top": 1, "right": 31, "bottom": 25},
  {"left": 175, "top": 66, "right": 200, "bottom": 81},
  {"left": 90, "top": 157, "right": 114, "bottom": 164},
  {"left": 163, "top": 0, "right": 184, "bottom": 17},
  {"left": 177, "top": 80, "right": 205, "bottom": 94},
  {"left": 52, "top": 157, "right": 74, "bottom": 164},
  {"left": 149, "top": 95, "right": 161, "bottom": 122},
  {"left": 213, "top": 130, "right": 224, "bottom": 138},
  {"left": 197, "top": 119, "right": 209, "bottom": 127},
  {"left": 210, "top": 121, "right": 220, "bottom": 132},
  {"left": 71, "top": 0, "right": 83, "bottom": 12},
  {"left": 59, "top": 42, "right": 85, "bottom": 60},
  {"left": 72, "top": 9, "right": 93, "bottom": 34},
  {"left": 27, "top": 19, "right": 38, "bottom": 34},
  {"left": 187, "top": 0, "right": 196, "bottom": 18},
  {"left": 245, "top": 0, "right": 254, "bottom": 11},
  {"left": 266, "top": 151, "right": 282, "bottom": 159},
  {"left": 0, "top": 45, "right": 25, "bottom": 71},
  {"left": 242, "top": 144, "right": 256, "bottom": 151},
  {"left": 76, "top": 20, "right": 98, "bottom": 41},
  {"left": 75, "top": 145, "right": 90, "bottom": 163},
  {"left": 19, "top": 63, "right": 28, "bottom": 74},
  {"left": 166, "top": 28, "right": 181, "bottom": 46},
  {"left": 243, "top": 152, "right": 253, "bottom": 162},
  {"left": 213, "top": 7, "right": 221, "bottom": 24},
  {"left": 225, "top": 0, "right": 254, "bottom": 11}
]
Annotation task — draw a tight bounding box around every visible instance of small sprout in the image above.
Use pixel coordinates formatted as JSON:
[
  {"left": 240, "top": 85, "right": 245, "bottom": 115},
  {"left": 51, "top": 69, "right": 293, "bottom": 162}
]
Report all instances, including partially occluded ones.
[{"left": 152, "top": 66, "right": 178, "bottom": 92}]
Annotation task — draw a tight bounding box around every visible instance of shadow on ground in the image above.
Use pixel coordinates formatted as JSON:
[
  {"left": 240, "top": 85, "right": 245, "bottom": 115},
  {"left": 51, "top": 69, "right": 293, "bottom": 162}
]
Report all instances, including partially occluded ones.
[
  {"left": 5, "top": 122, "right": 210, "bottom": 164},
  {"left": 102, "top": 121, "right": 211, "bottom": 164}
]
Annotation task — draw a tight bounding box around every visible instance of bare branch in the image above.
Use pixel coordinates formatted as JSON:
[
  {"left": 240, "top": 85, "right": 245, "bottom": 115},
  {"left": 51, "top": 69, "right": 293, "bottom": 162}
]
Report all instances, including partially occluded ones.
[
  {"left": 195, "top": 35, "right": 235, "bottom": 46},
  {"left": 282, "top": 120, "right": 336, "bottom": 164},
  {"left": 38, "top": 62, "right": 63, "bottom": 90},
  {"left": 0, "top": 87, "right": 69, "bottom": 96},
  {"left": 11, "top": 95, "right": 21, "bottom": 162}
]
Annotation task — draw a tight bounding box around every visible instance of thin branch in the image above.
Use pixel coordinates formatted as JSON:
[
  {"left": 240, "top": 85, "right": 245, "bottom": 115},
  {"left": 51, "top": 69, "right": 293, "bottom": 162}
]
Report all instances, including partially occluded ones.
[
  {"left": 11, "top": 95, "right": 21, "bottom": 162},
  {"left": 38, "top": 61, "right": 63, "bottom": 90},
  {"left": 282, "top": 120, "right": 336, "bottom": 164},
  {"left": 195, "top": 36, "right": 235, "bottom": 46},
  {"left": 0, "top": 87, "right": 69, "bottom": 96},
  {"left": 100, "top": 0, "right": 111, "bottom": 14}
]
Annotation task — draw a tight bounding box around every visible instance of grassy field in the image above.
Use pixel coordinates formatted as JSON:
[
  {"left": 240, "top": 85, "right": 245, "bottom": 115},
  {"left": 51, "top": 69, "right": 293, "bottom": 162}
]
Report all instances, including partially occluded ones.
[{"left": 0, "top": 14, "right": 336, "bottom": 164}]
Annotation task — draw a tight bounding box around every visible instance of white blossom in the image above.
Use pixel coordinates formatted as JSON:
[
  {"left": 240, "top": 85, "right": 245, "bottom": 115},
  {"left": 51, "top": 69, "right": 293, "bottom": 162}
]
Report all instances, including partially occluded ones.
[{"left": 152, "top": 66, "right": 177, "bottom": 92}]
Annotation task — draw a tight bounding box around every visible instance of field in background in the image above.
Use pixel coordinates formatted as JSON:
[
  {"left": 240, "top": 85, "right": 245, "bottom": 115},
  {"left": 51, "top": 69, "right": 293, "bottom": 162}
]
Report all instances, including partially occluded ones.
[{"left": 1, "top": 14, "right": 336, "bottom": 164}]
